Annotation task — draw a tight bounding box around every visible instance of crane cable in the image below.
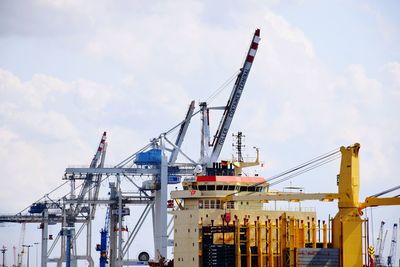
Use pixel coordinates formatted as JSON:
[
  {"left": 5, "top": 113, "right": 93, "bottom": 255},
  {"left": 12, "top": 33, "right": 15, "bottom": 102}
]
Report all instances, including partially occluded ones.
[
  {"left": 268, "top": 153, "right": 341, "bottom": 187},
  {"left": 205, "top": 70, "right": 240, "bottom": 104},
  {"left": 224, "top": 148, "right": 341, "bottom": 198},
  {"left": 267, "top": 148, "right": 341, "bottom": 186},
  {"left": 165, "top": 70, "right": 241, "bottom": 136},
  {"left": 206, "top": 29, "right": 257, "bottom": 105},
  {"left": 230, "top": 148, "right": 342, "bottom": 193},
  {"left": 266, "top": 148, "right": 340, "bottom": 183}
]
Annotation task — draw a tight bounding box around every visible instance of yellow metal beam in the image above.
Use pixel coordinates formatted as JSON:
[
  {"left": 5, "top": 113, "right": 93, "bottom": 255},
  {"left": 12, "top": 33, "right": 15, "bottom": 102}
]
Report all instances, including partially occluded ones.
[
  {"left": 360, "top": 197, "right": 400, "bottom": 209},
  {"left": 333, "top": 143, "right": 363, "bottom": 267},
  {"left": 230, "top": 192, "right": 339, "bottom": 202}
]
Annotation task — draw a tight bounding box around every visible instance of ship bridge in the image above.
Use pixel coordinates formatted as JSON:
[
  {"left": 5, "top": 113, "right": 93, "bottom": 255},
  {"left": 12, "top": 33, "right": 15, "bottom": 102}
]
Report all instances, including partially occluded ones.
[{"left": 182, "top": 175, "right": 268, "bottom": 193}]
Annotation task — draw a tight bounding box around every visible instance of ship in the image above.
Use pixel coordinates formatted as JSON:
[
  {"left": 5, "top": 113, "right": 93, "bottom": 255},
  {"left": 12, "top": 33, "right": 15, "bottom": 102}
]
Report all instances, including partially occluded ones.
[
  {"left": 168, "top": 143, "right": 399, "bottom": 267},
  {"left": 0, "top": 28, "right": 399, "bottom": 267}
]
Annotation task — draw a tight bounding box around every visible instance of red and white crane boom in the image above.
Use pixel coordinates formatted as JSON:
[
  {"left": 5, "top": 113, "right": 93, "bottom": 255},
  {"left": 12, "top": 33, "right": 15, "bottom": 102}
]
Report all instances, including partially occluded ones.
[{"left": 209, "top": 28, "right": 261, "bottom": 163}]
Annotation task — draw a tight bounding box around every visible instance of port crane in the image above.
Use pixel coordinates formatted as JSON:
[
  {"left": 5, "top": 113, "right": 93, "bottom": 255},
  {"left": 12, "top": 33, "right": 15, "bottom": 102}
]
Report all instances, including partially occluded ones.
[
  {"left": 0, "top": 29, "right": 261, "bottom": 267},
  {"left": 387, "top": 223, "right": 398, "bottom": 267},
  {"left": 0, "top": 28, "right": 400, "bottom": 267},
  {"left": 17, "top": 223, "right": 26, "bottom": 267},
  {"left": 375, "top": 221, "right": 386, "bottom": 267},
  {"left": 0, "top": 132, "right": 109, "bottom": 267},
  {"left": 96, "top": 207, "right": 110, "bottom": 267},
  {"left": 203, "top": 29, "right": 260, "bottom": 164},
  {"left": 218, "top": 143, "right": 400, "bottom": 267}
]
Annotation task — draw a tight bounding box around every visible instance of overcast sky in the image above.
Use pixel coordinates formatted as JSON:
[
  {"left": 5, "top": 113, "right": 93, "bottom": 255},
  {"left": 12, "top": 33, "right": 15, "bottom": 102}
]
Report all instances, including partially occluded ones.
[{"left": 0, "top": 0, "right": 399, "bottom": 265}]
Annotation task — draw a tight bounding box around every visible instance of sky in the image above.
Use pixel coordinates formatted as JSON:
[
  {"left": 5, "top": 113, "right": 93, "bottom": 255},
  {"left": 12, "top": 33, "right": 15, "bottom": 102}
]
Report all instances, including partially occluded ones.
[{"left": 0, "top": 0, "right": 399, "bottom": 265}]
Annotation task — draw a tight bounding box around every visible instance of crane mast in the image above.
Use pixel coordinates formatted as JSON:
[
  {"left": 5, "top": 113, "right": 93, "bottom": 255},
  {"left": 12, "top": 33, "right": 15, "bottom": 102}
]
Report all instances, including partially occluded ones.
[
  {"left": 387, "top": 223, "right": 398, "bottom": 267},
  {"left": 200, "top": 102, "right": 211, "bottom": 162},
  {"left": 375, "top": 221, "right": 387, "bottom": 267},
  {"left": 209, "top": 28, "right": 260, "bottom": 163},
  {"left": 73, "top": 131, "right": 107, "bottom": 215},
  {"left": 169, "top": 101, "right": 195, "bottom": 164},
  {"left": 375, "top": 221, "right": 385, "bottom": 266},
  {"left": 17, "top": 223, "right": 26, "bottom": 267}
]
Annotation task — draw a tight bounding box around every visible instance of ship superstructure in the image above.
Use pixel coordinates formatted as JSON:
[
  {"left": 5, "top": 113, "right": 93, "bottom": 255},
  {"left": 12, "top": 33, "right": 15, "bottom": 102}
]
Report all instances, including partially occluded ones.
[
  {"left": 170, "top": 144, "right": 400, "bottom": 267},
  {"left": 171, "top": 162, "right": 324, "bottom": 267}
]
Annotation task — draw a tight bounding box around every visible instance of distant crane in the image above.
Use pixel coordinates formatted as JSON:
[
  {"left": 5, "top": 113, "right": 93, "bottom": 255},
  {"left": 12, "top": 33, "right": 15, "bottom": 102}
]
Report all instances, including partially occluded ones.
[
  {"left": 376, "top": 220, "right": 389, "bottom": 267},
  {"left": 382, "top": 230, "right": 389, "bottom": 265},
  {"left": 96, "top": 207, "right": 110, "bottom": 267},
  {"left": 17, "top": 223, "right": 26, "bottom": 267},
  {"left": 1, "top": 246, "right": 7, "bottom": 267},
  {"left": 387, "top": 223, "right": 398, "bottom": 267},
  {"left": 375, "top": 221, "right": 386, "bottom": 266},
  {"left": 13, "top": 246, "right": 17, "bottom": 267}
]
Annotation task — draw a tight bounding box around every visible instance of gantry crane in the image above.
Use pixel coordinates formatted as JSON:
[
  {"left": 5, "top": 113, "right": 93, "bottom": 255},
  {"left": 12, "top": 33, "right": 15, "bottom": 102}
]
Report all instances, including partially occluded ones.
[
  {"left": 0, "top": 29, "right": 261, "bottom": 266},
  {"left": 0, "top": 132, "right": 109, "bottom": 267},
  {"left": 387, "top": 223, "right": 398, "bottom": 267}
]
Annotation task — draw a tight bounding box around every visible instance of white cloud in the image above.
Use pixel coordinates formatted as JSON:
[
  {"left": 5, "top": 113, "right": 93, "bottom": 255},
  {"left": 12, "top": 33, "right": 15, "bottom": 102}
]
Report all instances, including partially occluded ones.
[
  {"left": 362, "top": 3, "right": 398, "bottom": 45},
  {"left": 384, "top": 62, "right": 400, "bottom": 96},
  {"left": 0, "top": 1, "right": 399, "bottom": 262},
  {"left": 264, "top": 11, "right": 316, "bottom": 59},
  {"left": 336, "top": 64, "right": 383, "bottom": 106}
]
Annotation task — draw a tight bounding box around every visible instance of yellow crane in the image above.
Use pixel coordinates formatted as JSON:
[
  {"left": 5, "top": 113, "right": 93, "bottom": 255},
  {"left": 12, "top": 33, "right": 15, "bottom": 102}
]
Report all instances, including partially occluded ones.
[
  {"left": 223, "top": 143, "right": 400, "bottom": 266},
  {"left": 334, "top": 144, "right": 400, "bottom": 266}
]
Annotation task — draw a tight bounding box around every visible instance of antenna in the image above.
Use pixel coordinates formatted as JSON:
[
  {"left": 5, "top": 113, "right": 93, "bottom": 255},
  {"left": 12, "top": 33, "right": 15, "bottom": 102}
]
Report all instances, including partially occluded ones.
[{"left": 232, "top": 131, "right": 245, "bottom": 162}]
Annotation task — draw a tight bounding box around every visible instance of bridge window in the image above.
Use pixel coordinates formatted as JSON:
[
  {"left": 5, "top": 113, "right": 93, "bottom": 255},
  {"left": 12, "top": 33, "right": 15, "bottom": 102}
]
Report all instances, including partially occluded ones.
[
  {"left": 199, "top": 199, "right": 222, "bottom": 209},
  {"left": 227, "top": 201, "right": 235, "bottom": 209},
  {"left": 210, "top": 200, "right": 216, "bottom": 209}
]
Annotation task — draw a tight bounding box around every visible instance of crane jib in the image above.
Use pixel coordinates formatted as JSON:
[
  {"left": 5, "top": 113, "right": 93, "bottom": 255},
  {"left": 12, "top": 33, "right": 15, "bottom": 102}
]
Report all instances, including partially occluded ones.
[
  {"left": 209, "top": 29, "right": 260, "bottom": 163},
  {"left": 228, "top": 67, "right": 250, "bottom": 118},
  {"left": 217, "top": 67, "right": 250, "bottom": 147}
]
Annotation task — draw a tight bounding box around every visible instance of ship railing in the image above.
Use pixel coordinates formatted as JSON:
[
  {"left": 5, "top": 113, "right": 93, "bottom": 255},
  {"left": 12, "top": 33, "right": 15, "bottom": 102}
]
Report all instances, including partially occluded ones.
[{"left": 262, "top": 206, "right": 316, "bottom": 212}]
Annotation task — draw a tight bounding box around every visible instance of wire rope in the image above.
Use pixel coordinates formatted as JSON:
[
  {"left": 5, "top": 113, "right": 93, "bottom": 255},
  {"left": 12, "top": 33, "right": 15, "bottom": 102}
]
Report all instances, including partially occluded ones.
[
  {"left": 205, "top": 70, "right": 240, "bottom": 104},
  {"left": 224, "top": 148, "right": 341, "bottom": 197},
  {"left": 266, "top": 148, "right": 340, "bottom": 183},
  {"left": 268, "top": 154, "right": 341, "bottom": 187}
]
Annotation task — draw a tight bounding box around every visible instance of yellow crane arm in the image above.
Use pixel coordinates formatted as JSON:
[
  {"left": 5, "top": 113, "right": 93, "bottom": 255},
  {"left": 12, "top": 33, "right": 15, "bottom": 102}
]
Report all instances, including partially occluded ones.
[
  {"left": 360, "top": 197, "right": 400, "bottom": 209},
  {"left": 360, "top": 184, "right": 400, "bottom": 209},
  {"left": 226, "top": 192, "right": 339, "bottom": 202}
]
